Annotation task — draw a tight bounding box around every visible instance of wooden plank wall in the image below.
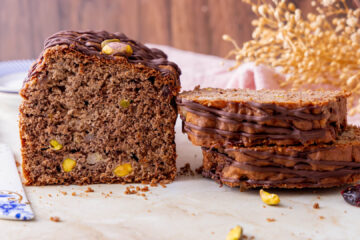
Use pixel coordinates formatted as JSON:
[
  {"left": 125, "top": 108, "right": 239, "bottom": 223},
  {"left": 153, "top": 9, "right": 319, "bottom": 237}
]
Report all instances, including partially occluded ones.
[{"left": 0, "top": 0, "right": 357, "bottom": 60}]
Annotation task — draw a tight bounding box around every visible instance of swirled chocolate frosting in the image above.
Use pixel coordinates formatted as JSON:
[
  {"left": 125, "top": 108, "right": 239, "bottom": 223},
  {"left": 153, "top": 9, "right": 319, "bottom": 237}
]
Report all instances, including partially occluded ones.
[{"left": 25, "top": 30, "right": 181, "bottom": 83}]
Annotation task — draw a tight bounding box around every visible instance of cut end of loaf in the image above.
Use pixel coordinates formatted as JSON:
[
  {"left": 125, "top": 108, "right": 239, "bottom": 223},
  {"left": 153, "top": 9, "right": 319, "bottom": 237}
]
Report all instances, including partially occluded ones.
[{"left": 19, "top": 43, "right": 180, "bottom": 185}]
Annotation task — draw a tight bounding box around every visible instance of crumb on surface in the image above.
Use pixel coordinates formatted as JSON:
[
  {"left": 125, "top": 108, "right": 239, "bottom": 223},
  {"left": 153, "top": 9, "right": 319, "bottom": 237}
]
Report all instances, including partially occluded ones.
[
  {"left": 313, "top": 202, "right": 320, "bottom": 209},
  {"left": 319, "top": 216, "right": 325, "bottom": 220},
  {"left": 150, "top": 182, "right": 158, "bottom": 187},
  {"left": 177, "top": 163, "right": 195, "bottom": 176},
  {"left": 125, "top": 186, "right": 137, "bottom": 195},
  {"left": 60, "top": 191, "right": 67, "bottom": 195},
  {"left": 195, "top": 166, "right": 203, "bottom": 174},
  {"left": 48, "top": 194, "right": 52, "bottom": 197},
  {"left": 262, "top": 205, "right": 266, "bottom": 208},
  {"left": 50, "top": 216, "right": 60, "bottom": 222},
  {"left": 85, "top": 187, "right": 94, "bottom": 193},
  {"left": 317, "top": 196, "right": 321, "bottom": 200},
  {"left": 124, "top": 185, "right": 150, "bottom": 198},
  {"left": 141, "top": 186, "right": 149, "bottom": 192},
  {"left": 72, "top": 192, "right": 76, "bottom": 196},
  {"left": 160, "top": 179, "right": 172, "bottom": 184},
  {"left": 243, "top": 235, "right": 255, "bottom": 240},
  {"left": 266, "top": 218, "right": 276, "bottom": 222}
]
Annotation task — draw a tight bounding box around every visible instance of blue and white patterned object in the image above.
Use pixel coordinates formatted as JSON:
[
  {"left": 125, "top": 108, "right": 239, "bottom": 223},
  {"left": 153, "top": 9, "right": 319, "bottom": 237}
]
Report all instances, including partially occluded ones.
[
  {"left": 0, "top": 191, "right": 34, "bottom": 220},
  {"left": 0, "top": 144, "right": 34, "bottom": 221}
]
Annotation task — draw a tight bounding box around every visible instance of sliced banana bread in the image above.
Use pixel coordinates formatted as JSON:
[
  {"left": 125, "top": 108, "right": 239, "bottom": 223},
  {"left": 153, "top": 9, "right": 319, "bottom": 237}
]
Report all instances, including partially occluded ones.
[
  {"left": 19, "top": 30, "right": 181, "bottom": 185},
  {"left": 201, "top": 126, "right": 360, "bottom": 189},
  {"left": 178, "top": 87, "right": 349, "bottom": 147}
]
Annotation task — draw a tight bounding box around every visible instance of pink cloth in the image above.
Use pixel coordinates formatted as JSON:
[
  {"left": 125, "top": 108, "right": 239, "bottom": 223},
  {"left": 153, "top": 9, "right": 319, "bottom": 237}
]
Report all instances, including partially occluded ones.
[
  {"left": 148, "top": 44, "right": 283, "bottom": 91},
  {"left": 148, "top": 44, "right": 359, "bottom": 125}
]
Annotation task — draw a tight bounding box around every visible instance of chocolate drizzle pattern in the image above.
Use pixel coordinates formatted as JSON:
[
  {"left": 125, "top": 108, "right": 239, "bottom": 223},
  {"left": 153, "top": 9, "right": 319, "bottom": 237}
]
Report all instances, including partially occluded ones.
[
  {"left": 183, "top": 120, "right": 328, "bottom": 143},
  {"left": 178, "top": 98, "right": 328, "bottom": 121},
  {"left": 202, "top": 147, "right": 360, "bottom": 187},
  {"left": 177, "top": 98, "right": 337, "bottom": 144},
  {"left": 25, "top": 30, "right": 181, "bottom": 83}
]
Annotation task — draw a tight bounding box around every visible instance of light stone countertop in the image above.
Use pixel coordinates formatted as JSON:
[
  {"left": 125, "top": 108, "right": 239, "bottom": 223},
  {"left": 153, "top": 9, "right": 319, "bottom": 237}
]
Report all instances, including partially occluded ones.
[{"left": 0, "top": 92, "right": 358, "bottom": 240}]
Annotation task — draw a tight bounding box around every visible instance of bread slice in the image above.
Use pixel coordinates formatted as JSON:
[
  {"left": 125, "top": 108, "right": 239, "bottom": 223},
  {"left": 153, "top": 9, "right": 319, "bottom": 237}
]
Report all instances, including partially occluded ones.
[
  {"left": 178, "top": 87, "right": 349, "bottom": 147},
  {"left": 201, "top": 126, "right": 360, "bottom": 189},
  {"left": 19, "top": 30, "right": 181, "bottom": 185}
]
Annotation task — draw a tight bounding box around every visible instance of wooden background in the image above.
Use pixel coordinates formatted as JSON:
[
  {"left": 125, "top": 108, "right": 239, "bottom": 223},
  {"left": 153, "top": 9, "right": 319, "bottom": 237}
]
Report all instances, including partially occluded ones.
[{"left": 0, "top": 0, "right": 358, "bottom": 60}]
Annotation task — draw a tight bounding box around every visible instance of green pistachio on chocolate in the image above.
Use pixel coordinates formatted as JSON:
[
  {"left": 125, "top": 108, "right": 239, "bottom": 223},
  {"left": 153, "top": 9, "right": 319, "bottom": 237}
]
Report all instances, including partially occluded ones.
[
  {"left": 101, "top": 39, "right": 121, "bottom": 48},
  {"left": 102, "top": 44, "right": 115, "bottom": 55},
  {"left": 101, "top": 40, "right": 133, "bottom": 57}
]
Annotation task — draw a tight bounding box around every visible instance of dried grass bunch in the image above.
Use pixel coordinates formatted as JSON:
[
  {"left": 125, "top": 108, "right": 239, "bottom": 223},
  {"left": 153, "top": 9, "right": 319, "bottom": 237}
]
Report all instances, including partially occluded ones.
[{"left": 224, "top": 0, "right": 360, "bottom": 114}]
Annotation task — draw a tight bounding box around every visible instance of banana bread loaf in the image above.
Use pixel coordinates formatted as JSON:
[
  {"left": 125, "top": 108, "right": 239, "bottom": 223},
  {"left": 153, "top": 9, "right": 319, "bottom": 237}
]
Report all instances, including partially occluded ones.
[
  {"left": 178, "top": 87, "right": 349, "bottom": 147},
  {"left": 19, "top": 30, "right": 181, "bottom": 185},
  {"left": 201, "top": 126, "right": 360, "bottom": 189}
]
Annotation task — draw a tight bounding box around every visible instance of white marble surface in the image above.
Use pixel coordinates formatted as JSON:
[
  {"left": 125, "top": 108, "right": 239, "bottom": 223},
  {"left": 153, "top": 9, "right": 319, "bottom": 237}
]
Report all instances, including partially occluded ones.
[{"left": 0, "top": 92, "right": 359, "bottom": 240}]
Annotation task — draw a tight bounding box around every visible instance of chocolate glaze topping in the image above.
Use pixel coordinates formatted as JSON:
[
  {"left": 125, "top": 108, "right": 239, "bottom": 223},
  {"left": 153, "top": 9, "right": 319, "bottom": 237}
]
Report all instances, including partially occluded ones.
[
  {"left": 177, "top": 98, "right": 329, "bottom": 121},
  {"left": 26, "top": 30, "right": 181, "bottom": 83},
  {"left": 183, "top": 120, "right": 328, "bottom": 143},
  {"left": 177, "top": 98, "right": 337, "bottom": 144},
  {"left": 202, "top": 147, "right": 360, "bottom": 187}
]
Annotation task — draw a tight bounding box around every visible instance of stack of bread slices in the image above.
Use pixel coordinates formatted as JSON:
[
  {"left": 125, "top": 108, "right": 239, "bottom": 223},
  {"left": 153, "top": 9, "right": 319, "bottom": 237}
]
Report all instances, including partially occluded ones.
[{"left": 177, "top": 87, "right": 360, "bottom": 189}]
